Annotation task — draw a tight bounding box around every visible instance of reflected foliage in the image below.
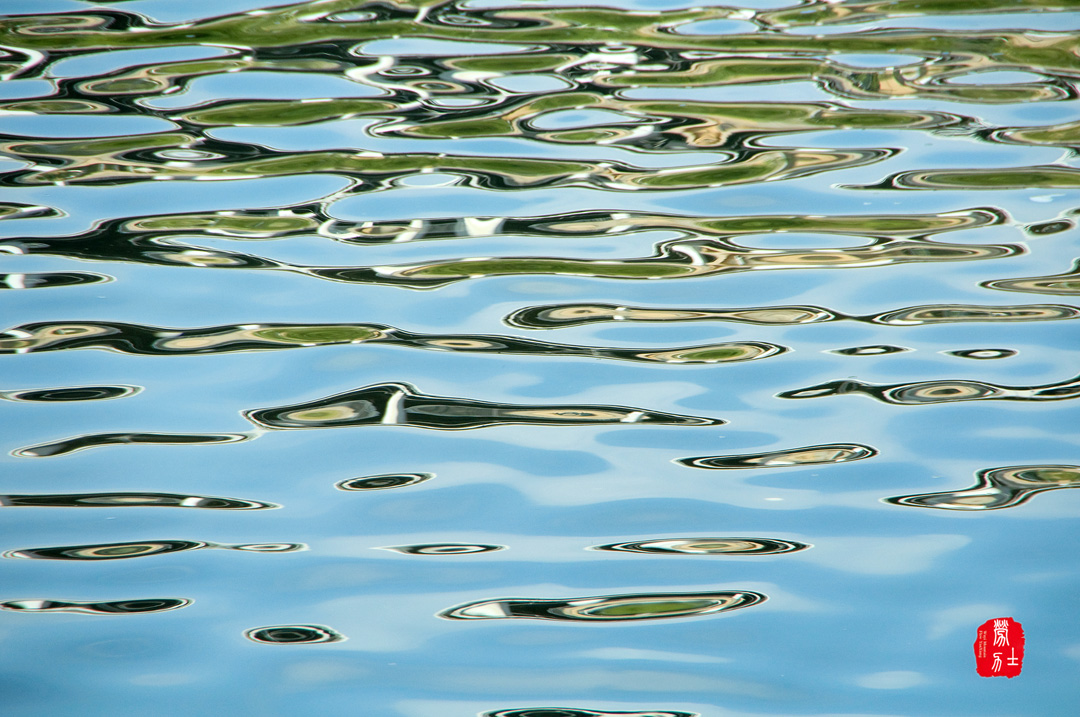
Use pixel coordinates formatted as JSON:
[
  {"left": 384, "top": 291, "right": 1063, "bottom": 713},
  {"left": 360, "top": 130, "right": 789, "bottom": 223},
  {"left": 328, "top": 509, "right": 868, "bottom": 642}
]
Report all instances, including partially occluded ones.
[
  {"left": 829, "top": 345, "right": 908, "bottom": 356},
  {"left": 0, "top": 598, "right": 192, "bottom": 615},
  {"left": 947, "top": 348, "right": 1017, "bottom": 360},
  {"left": 0, "top": 207, "right": 1019, "bottom": 289},
  {"left": 246, "top": 381, "right": 722, "bottom": 430},
  {"left": 4, "top": 540, "right": 303, "bottom": 560},
  {"left": 0, "top": 0, "right": 1077, "bottom": 693},
  {"left": 484, "top": 710, "right": 696, "bottom": 717},
  {"left": 856, "top": 165, "right": 1080, "bottom": 191},
  {"left": 0, "top": 134, "right": 894, "bottom": 189},
  {"left": 0, "top": 272, "right": 110, "bottom": 290},
  {"left": 779, "top": 375, "right": 1080, "bottom": 404},
  {"left": 678, "top": 443, "right": 877, "bottom": 469},
  {"left": 509, "top": 303, "right": 838, "bottom": 329},
  {"left": 5, "top": 206, "right": 999, "bottom": 252},
  {"left": 12, "top": 382, "right": 717, "bottom": 459},
  {"left": 0, "top": 385, "right": 139, "bottom": 402},
  {"left": 14, "top": 432, "right": 250, "bottom": 458},
  {"left": 440, "top": 590, "right": 766, "bottom": 621},
  {"left": 244, "top": 625, "right": 345, "bottom": 644},
  {"left": 592, "top": 538, "right": 809, "bottom": 555},
  {"left": 0, "top": 203, "right": 59, "bottom": 220},
  {"left": 5, "top": 540, "right": 211, "bottom": 560},
  {"left": 381, "top": 543, "right": 505, "bottom": 555},
  {"left": 3, "top": 0, "right": 1078, "bottom": 118},
  {"left": 307, "top": 237, "right": 1019, "bottom": 288},
  {"left": 982, "top": 259, "right": 1080, "bottom": 295},
  {"left": 509, "top": 302, "right": 1080, "bottom": 328},
  {"left": 0, "top": 318, "right": 785, "bottom": 365},
  {"left": 0, "top": 492, "right": 276, "bottom": 509},
  {"left": 887, "top": 465, "right": 1080, "bottom": 510},
  {"left": 756, "top": 0, "right": 1076, "bottom": 27},
  {"left": 868, "top": 304, "right": 1080, "bottom": 325},
  {"left": 336, "top": 473, "right": 433, "bottom": 490}
]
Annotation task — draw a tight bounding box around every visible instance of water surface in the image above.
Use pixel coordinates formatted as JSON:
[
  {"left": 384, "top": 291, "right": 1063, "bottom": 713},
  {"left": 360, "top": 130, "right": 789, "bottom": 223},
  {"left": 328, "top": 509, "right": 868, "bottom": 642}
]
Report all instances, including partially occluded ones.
[{"left": 1, "top": 1, "right": 1079, "bottom": 715}]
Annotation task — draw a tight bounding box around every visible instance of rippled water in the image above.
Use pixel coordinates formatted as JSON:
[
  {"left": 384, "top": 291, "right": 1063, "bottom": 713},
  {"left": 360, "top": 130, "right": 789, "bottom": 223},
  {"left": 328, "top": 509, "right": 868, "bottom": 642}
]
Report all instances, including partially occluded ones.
[{"left": 1, "top": 0, "right": 1079, "bottom": 714}]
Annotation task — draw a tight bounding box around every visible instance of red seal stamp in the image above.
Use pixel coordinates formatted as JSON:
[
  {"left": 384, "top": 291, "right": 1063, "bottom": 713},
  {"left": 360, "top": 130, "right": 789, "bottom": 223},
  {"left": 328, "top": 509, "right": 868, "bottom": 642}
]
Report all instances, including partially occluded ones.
[{"left": 974, "top": 617, "right": 1024, "bottom": 678}]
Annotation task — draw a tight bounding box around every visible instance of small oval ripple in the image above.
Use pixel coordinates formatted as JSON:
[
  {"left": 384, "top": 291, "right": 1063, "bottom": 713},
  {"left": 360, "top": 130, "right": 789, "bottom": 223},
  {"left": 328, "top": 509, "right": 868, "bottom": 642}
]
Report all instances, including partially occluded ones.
[
  {"left": 336, "top": 473, "right": 434, "bottom": 491},
  {"left": 244, "top": 625, "right": 345, "bottom": 644},
  {"left": 829, "top": 345, "right": 909, "bottom": 356},
  {"left": 381, "top": 543, "right": 505, "bottom": 555},
  {"left": 0, "top": 272, "right": 111, "bottom": 290},
  {"left": 678, "top": 443, "right": 877, "bottom": 469},
  {"left": 592, "top": 537, "right": 810, "bottom": 555},
  {"left": 947, "top": 349, "right": 1017, "bottom": 360},
  {"left": 0, "top": 385, "right": 140, "bottom": 402},
  {"left": 4, "top": 540, "right": 209, "bottom": 561},
  {"left": 439, "top": 590, "right": 766, "bottom": 622}
]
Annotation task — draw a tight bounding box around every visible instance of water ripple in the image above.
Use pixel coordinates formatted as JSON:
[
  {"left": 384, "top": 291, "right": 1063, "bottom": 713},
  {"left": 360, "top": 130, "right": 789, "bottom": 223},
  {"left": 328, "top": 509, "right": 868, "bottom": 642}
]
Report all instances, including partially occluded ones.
[
  {"left": 439, "top": 590, "right": 767, "bottom": 622},
  {"left": 982, "top": 259, "right": 1080, "bottom": 295},
  {"left": 244, "top": 625, "right": 345, "bottom": 644},
  {"left": 4, "top": 540, "right": 304, "bottom": 560},
  {"left": 0, "top": 492, "right": 276, "bottom": 509},
  {"left": 678, "top": 443, "right": 877, "bottom": 469},
  {"left": 947, "top": 348, "right": 1017, "bottom": 360},
  {"left": 592, "top": 538, "right": 809, "bottom": 555},
  {"left": 0, "top": 137, "right": 895, "bottom": 190},
  {"left": 779, "top": 375, "right": 1080, "bottom": 404},
  {"left": 11, "top": 205, "right": 997, "bottom": 248},
  {"left": 245, "top": 382, "right": 722, "bottom": 430},
  {"left": 0, "top": 319, "right": 786, "bottom": 364},
  {"left": 0, "top": 598, "right": 192, "bottom": 615},
  {"left": 308, "top": 237, "right": 1019, "bottom": 289},
  {"left": 14, "top": 432, "right": 251, "bottom": 458},
  {"left": 380, "top": 543, "right": 505, "bottom": 555},
  {"left": 887, "top": 465, "right": 1080, "bottom": 510},
  {"left": 0, "top": 206, "right": 1015, "bottom": 285},
  {"left": 336, "top": 473, "right": 433, "bottom": 491},
  {"left": 13, "top": 381, "right": 719, "bottom": 459},
  {"left": 829, "top": 345, "right": 909, "bottom": 356},
  {"left": 855, "top": 164, "right": 1080, "bottom": 191},
  {"left": 0, "top": 202, "right": 59, "bottom": 220},
  {"left": 0, "top": 385, "right": 140, "bottom": 401},
  {"left": 508, "top": 302, "right": 1080, "bottom": 328},
  {"left": 0, "top": 271, "right": 111, "bottom": 289},
  {"left": 484, "top": 710, "right": 696, "bottom": 717},
  {"left": 0, "top": 0, "right": 1076, "bottom": 710}
]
